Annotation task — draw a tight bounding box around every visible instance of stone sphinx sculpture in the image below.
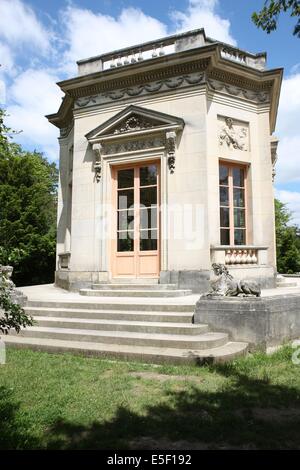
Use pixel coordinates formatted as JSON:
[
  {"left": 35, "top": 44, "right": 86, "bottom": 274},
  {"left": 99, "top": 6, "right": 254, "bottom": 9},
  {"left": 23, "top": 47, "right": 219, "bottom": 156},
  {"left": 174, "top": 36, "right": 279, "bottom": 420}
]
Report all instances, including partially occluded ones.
[
  {"left": 0, "top": 265, "right": 27, "bottom": 306},
  {"left": 203, "top": 263, "right": 261, "bottom": 298}
]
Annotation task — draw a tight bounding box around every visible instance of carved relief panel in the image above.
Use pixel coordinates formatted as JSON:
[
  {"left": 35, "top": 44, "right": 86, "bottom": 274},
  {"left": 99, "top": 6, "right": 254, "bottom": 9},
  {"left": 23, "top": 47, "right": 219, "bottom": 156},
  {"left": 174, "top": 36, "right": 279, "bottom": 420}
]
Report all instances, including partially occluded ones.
[{"left": 218, "top": 116, "right": 249, "bottom": 152}]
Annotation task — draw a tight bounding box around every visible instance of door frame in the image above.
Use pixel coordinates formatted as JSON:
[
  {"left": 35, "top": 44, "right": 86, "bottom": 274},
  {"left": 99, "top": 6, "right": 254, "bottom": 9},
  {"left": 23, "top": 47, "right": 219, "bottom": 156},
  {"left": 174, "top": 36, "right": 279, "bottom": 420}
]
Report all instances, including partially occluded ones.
[{"left": 111, "top": 159, "right": 161, "bottom": 279}]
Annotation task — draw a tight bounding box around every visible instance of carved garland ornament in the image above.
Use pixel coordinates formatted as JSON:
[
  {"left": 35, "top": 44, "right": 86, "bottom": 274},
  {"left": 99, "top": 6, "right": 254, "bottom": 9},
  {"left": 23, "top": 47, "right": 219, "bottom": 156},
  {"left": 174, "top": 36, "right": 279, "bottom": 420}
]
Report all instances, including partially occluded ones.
[
  {"left": 92, "top": 143, "right": 102, "bottom": 182},
  {"left": 166, "top": 131, "right": 176, "bottom": 174},
  {"left": 75, "top": 73, "right": 205, "bottom": 108}
]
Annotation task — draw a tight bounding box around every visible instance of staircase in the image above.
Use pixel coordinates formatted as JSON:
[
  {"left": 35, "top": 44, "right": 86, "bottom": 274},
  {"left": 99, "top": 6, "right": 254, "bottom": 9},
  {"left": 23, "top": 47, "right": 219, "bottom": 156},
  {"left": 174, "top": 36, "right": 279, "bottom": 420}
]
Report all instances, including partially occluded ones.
[
  {"left": 276, "top": 275, "right": 298, "bottom": 288},
  {"left": 79, "top": 283, "right": 193, "bottom": 298},
  {"left": 3, "top": 286, "right": 248, "bottom": 364}
]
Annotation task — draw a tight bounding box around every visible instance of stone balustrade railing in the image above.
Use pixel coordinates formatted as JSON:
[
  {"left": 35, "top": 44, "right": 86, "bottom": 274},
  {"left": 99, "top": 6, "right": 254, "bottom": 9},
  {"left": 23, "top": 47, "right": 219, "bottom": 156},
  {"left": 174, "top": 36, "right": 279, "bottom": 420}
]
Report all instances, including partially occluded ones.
[
  {"left": 77, "top": 29, "right": 266, "bottom": 75},
  {"left": 58, "top": 252, "right": 71, "bottom": 270},
  {"left": 211, "top": 245, "right": 268, "bottom": 266},
  {"left": 220, "top": 46, "right": 266, "bottom": 70},
  {"left": 225, "top": 248, "right": 258, "bottom": 265}
]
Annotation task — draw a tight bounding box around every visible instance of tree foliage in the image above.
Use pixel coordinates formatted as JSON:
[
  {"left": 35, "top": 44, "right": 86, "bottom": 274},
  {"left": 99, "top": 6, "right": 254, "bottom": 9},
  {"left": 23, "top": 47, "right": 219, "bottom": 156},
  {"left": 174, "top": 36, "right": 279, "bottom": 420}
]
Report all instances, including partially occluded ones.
[
  {"left": 0, "top": 108, "right": 58, "bottom": 286},
  {"left": 275, "top": 198, "right": 300, "bottom": 273},
  {"left": 252, "top": 1, "right": 300, "bottom": 37}
]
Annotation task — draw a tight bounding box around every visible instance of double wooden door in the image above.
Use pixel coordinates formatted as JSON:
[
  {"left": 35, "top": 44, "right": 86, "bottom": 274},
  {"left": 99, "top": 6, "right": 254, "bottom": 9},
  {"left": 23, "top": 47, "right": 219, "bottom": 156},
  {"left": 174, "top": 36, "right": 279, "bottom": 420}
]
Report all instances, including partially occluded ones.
[{"left": 112, "top": 161, "right": 160, "bottom": 278}]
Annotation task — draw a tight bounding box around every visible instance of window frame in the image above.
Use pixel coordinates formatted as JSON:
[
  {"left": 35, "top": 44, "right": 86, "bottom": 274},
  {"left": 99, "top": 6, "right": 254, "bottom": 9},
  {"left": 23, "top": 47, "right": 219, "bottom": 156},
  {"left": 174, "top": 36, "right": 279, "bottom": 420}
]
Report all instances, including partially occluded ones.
[{"left": 219, "top": 161, "right": 248, "bottom": 246}]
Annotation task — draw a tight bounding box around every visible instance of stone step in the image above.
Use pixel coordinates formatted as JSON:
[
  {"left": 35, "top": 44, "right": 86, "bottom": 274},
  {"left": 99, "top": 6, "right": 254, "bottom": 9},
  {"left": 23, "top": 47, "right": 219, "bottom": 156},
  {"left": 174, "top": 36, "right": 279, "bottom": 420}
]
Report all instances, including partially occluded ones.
[
  {"left": 25, "top": 307, "right": 193, "bottom": 323},
  {"left": 26, "top": 300, "right": 195, "bottom": 312},
  {"left": 111, "top": 278, "right": 159, "bottom": 285},
  {"left": 2, "top": 336, "right": 249, "bottom": 365},
  {"left": 34, "top": 316, "right": 207, "bottom": 335},
  {"left": 79, "top": 288, "right": 193, "bottom": 298},
  {"left": 10, "top": 327, "right": 229, "bottom": 349},
  {"left": 276, "top": 281, "right": 298, "bottom": 288},
  {"left": 92, "top": 283, "right": 178, "bottom": 290}
]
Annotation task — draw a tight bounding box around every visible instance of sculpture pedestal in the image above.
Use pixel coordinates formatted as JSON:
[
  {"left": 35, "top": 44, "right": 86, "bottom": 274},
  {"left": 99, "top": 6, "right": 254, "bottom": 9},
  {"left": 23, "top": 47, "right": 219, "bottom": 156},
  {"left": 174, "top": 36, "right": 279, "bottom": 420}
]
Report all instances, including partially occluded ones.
[{"left": 194, "top": 294, "right": 300, "bottom": 351}]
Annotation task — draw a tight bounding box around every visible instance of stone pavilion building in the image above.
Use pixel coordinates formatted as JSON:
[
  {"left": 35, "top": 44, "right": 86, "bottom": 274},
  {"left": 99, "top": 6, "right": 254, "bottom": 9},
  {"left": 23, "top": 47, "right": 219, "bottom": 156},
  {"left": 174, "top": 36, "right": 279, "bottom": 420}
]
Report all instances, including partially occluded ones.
[{"left": 47, "top": 28, "right": 282, "bottom": 292}]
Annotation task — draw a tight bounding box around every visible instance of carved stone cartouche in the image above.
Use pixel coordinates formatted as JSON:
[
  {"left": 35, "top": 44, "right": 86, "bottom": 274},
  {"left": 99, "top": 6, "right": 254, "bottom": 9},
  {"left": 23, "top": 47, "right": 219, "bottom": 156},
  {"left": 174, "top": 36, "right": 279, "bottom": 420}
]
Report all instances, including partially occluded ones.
[{"left": 219, "top": 117, "right": 248, "bottom": 151}]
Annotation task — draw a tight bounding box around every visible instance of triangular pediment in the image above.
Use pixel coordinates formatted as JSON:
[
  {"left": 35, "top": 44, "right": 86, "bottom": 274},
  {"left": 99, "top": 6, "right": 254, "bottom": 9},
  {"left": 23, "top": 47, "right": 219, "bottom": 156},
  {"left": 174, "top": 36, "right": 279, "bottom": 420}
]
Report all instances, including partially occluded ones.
[{"left": 85, "top": 105, "right": 184, "bottom": 142}]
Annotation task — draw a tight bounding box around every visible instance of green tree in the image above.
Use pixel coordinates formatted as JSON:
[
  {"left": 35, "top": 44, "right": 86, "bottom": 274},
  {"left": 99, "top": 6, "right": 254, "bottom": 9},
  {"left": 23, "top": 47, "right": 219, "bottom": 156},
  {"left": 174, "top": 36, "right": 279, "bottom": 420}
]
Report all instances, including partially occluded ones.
[
  {"left": 275, "top": 198, "right": 300, "bottom": 273},
  {"left": 252, "top": 1, "right": 300, "bottom": 37},
  {"left": 0, "top": 108, "right": 58, "bottom": 286}
]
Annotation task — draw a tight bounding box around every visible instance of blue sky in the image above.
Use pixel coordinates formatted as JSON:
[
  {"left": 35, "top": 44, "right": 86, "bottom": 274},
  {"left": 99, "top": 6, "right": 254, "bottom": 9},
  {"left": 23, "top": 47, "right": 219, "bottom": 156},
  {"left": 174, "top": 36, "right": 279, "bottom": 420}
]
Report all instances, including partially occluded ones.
[{"left": 0, "top": 0, "right": 299, "bottom": 224}]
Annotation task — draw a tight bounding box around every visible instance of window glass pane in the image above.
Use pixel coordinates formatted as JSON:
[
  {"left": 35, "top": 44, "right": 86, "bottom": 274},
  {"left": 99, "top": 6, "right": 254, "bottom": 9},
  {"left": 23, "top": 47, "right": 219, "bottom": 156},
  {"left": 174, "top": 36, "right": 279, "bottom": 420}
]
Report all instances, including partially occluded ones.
[
  {"left": 140, "top": 187, "right": 157, "bottom": 207},
  {"left": 233, "top": 167, "right": 245, "bottom": 187},
  {"left": 118, "top": 169, "right": 134, "bottom": 188},
  {"left": 233, "top": 188, "right": 245, "bottom": 207},
  {"left": 220, "top": 187, "right": 229, "bottom": 206},
  {"left": 234, "top": 209, "right": 246, "bottom": 228},
  {"left": 234, "top": 229, "right": 246, "bottom": 245},
  {"left": 219, "top": 165, "right": 229, "bottom": 185},
  {"left": 220, "top": 229, "right": 230, "bottom": 245},
  {"left": 118, "top": 189, "right": 134, "bottom": 210},
  {"left": 140, "top": 230, "right": 158, "bottom": 251},
  {"left": 220, "top": 207, "right": 230, "bottom": 227},
  {"left": 140, "top": 207, "right": 157, "bottom": 230},
  {"left": 117, "top": 209, "right": 134, "bottom": 231},
  {"left": 140, "top": 165, "right": 157, "bottom": 186},
  {"left": 117, "top": 231, "right": 134, "bottom": 251}
]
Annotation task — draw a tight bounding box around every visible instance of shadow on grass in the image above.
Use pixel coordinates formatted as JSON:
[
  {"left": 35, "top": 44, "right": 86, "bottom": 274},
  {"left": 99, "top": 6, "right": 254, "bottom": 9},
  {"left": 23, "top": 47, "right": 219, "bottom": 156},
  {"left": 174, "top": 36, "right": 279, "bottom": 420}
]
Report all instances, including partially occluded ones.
[
  {"left": 45, "top": 363, "right": 300, "bottom": 450},
  {"left": 0, "top": 386, "right": 39, "bottom": 449}
]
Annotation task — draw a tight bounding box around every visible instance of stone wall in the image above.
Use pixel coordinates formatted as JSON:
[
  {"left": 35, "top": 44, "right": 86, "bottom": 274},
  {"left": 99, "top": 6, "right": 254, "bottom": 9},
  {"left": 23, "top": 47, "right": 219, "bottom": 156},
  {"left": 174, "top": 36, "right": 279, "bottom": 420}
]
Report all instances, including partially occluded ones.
[{"left": 194, "top": 294, "right": 300, "bottom": 350}]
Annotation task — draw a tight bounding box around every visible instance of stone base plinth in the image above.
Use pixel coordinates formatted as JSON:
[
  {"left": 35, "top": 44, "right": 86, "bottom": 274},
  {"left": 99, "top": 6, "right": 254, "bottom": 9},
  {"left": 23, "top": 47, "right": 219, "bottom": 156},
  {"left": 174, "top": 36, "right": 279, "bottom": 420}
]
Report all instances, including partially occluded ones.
[
  {"left": 55, "top": 270, "right": 109, "bottom": 291},
  {"left": 194, "top": 294, "right": 300, "bottom": 351}
]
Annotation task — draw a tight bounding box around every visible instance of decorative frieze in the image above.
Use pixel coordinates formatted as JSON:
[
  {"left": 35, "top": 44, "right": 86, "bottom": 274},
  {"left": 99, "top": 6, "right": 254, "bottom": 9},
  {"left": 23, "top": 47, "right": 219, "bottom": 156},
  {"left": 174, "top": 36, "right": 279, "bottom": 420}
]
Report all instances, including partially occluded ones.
[
  {"left": 60, "top": 121, "right": 74, "bottom": 138},
  {"left": 218, "top": 116, "right": 249, "bottom": 151},
  {"left": 75, "top": 73, "right": 205, "bottom": 108},
  {"left": 101, "top": 136, "right": 165, "bottom": 155},
  {"left": 208, "top": 79, "right": 269, "bottom": 104}
]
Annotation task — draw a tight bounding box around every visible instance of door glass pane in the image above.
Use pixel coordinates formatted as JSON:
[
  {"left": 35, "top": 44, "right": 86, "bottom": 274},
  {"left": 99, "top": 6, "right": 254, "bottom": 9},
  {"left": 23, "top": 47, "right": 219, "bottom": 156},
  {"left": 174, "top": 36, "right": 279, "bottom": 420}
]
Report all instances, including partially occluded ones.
[
  {"left": 118, "top": 169, "right": 134, "bottom": 188},
  {"left": 140, "top": 230, "right": 158, "bottom": 251},
  {"left": 220, "top": 229, "right": 230, "bottom": 245},
  {"left": 234, "top": 229, "right": 246, "bottom": 245},
  {"left": 220, "top": 207, "right": 230, "bottom": 227},
  {"left": 219, "top": 165, "right": 229, "bottom": 185},
  {"left": 220, "top": 187, "right": 229, "bottom": 206},
  {"left": 118, "top": 189, "right": 134, "bottom": 210},
  {"left": 117, "top": 231, "right": 134, "bottom": 252},
  {"left": 140, "top": 165, "right": 157, "bottom": 186},
  {"left": 140, "top": 187, "right": 157, "bottom": 207},
  {"left": 140, "top": 207, "right": 157, "bottom": 230},
  {"left": 233, "top": 168, "right": 244, "bottom": 187},
  {"left": 117, "top": 209, "right": 134, "bottom": 231},
  {"left": 233, "top": 188, "right": 245, "bottom": 207},
  {"left": 234, "top": 208, "right": 245, "bottom": 228}
]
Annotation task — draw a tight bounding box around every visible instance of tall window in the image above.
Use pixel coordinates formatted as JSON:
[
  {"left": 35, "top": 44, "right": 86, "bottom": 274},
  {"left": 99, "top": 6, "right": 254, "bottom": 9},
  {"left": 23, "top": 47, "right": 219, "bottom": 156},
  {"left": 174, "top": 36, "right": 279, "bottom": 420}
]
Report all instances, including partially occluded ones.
[{"left": 219, "top": 162, "right": 247, "bottom": 245}]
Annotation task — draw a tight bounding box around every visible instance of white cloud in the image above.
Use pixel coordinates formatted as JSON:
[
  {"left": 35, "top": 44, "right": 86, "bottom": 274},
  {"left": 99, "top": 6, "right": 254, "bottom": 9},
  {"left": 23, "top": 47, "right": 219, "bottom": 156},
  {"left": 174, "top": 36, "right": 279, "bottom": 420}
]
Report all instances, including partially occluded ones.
[
  {"left": 275, "top": 189, "right": 300, "bottom": 226},
  {"left": 60, "top": 6, "right": 167, "bottom": 74},
  {"left": 171, "top": 0, "right": 237, "bottom": 45},
  {"left": 276, "top": 72, "right": 300, "bottom": 184},
  {"left": 5, "top": 69, "right": 62, "bottom": 161},
  {"left": 0, "top": 0, "right": 51, "bottom": 53},
  {"left": 0, "top": 41, "right": 15, "bottom": 103}
]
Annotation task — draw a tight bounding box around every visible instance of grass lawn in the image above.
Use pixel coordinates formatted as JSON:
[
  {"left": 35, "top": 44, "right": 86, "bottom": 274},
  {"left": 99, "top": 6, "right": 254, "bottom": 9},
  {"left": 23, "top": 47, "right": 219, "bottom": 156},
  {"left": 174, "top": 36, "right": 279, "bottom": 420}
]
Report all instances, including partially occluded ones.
[{"left": 0, "top": 346, "right": 300, "bottom": 450}]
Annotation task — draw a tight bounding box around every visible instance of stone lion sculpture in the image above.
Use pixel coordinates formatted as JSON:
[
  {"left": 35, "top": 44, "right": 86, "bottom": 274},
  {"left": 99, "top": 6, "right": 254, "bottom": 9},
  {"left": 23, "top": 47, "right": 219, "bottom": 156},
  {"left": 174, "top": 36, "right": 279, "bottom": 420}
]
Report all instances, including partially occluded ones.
[{"left": 203, "top": 263, "right": 261, "bottom": 298}]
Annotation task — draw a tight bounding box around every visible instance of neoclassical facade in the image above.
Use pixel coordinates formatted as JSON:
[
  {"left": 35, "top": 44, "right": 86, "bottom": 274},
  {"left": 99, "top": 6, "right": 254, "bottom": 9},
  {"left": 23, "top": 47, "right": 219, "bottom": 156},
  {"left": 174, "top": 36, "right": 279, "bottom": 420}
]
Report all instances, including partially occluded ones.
[{"left": 47, "top": 28, "right": 282, "bottom": 291}]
